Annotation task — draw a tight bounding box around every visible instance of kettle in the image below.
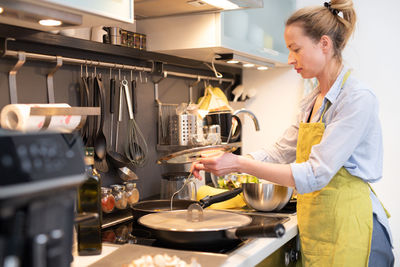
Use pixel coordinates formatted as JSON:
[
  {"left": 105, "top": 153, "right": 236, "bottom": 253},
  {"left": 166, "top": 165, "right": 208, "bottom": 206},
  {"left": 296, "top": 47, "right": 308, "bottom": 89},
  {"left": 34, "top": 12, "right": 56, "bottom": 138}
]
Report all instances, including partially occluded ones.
[{"left": 204, "top": 108, "right": 260, "bottom": 143}]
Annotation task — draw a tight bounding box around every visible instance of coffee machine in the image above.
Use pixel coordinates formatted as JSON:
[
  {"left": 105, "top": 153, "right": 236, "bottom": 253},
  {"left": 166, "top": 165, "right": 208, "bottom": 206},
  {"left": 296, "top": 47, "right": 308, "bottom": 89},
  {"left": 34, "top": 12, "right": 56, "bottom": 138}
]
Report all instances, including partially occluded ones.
[{"left": 0, "top": 131, "right": 86, "bottom": 267}]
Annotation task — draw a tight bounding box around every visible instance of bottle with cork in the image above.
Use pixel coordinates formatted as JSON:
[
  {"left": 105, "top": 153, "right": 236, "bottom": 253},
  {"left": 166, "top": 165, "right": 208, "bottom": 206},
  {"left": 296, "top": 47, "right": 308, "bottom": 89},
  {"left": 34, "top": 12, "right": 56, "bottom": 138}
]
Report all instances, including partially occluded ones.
[{"left": 76, "top": 147, "right": 102, "bottom": 255}]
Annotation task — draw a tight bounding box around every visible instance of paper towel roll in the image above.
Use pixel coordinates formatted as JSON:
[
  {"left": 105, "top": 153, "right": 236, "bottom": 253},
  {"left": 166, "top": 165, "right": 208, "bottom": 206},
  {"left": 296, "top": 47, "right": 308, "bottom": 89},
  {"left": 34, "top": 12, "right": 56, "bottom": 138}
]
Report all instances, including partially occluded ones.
[{"left": 1, "top": 104, "right": 82, "bottom": 133}]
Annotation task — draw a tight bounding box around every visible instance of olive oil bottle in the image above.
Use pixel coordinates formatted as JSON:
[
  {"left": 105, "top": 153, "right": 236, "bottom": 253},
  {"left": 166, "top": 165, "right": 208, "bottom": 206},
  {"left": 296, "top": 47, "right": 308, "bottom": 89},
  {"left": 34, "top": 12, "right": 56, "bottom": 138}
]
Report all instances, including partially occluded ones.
[{"left": 77, "top": 147, "right": 102, "bottom": 255}]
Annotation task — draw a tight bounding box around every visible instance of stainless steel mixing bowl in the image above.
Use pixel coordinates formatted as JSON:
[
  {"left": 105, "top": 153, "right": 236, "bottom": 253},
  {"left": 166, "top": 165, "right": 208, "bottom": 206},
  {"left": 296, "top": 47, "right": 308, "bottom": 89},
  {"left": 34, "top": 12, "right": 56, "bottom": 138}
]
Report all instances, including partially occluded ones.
[{"left": 242, "top": 182, "right": 293, "bottom": 211}]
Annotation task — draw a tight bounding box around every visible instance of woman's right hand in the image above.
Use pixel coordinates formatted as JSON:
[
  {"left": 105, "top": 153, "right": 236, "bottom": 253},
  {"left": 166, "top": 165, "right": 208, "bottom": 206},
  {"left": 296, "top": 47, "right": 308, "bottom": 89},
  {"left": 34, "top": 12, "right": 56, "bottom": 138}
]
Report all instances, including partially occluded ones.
[{"left": 190, "top": 152, "right": 241, "bottom": 179}]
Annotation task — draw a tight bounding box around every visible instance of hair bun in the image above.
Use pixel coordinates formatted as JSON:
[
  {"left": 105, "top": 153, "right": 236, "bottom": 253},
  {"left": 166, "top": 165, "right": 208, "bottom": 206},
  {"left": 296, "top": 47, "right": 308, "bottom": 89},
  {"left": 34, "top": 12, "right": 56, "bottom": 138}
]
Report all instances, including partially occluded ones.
[{"left": 324, "top": 2, "right": 339, "bottom": 15}]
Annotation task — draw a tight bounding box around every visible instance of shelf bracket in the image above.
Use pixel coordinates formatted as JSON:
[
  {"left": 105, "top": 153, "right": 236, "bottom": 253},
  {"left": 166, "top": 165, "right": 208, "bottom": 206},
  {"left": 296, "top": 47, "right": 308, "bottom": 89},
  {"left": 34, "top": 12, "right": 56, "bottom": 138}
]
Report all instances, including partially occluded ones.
[
  {"left": 46, "top": 56, "right": 63, "bottom": 103},
  {"left": 9, "top": 51, "right": 26, "bottom": 104}
]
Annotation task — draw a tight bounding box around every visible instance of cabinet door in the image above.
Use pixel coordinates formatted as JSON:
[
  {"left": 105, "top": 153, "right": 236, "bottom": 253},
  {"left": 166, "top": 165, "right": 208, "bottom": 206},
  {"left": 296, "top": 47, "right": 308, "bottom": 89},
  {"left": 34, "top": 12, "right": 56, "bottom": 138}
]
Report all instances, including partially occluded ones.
[
  {"left": 42, "top": 0, "right": 134, "bottom": 23},
  {"left": 256, "top": 236, "right": 299, "bottom": 267},
  {"left": 221, "top": 0, "right": 295, "bottom": 64}
]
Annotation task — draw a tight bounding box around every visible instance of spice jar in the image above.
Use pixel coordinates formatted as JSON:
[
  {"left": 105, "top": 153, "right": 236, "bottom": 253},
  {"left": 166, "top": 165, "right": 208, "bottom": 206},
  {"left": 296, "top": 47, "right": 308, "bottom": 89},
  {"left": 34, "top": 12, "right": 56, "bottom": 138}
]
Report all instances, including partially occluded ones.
[
  {"left": 101, "top": 187, "right": 115, "bottom": 213},
  {"left": 110, "top": 184, "right": 128, "bottom": 209},
  {"left": 124, "top": 181, "right": 139, "bottom": 206}
]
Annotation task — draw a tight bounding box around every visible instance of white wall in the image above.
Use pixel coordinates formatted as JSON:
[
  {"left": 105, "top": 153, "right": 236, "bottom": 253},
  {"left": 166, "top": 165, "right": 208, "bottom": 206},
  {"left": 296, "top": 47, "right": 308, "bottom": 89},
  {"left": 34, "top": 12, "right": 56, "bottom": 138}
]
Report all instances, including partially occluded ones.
[
  {"left": 241, "top": 67, "right": 303, "bottom": 153},
  {"left": 242, "top": 0, "right": 400, "bottom": 264}
]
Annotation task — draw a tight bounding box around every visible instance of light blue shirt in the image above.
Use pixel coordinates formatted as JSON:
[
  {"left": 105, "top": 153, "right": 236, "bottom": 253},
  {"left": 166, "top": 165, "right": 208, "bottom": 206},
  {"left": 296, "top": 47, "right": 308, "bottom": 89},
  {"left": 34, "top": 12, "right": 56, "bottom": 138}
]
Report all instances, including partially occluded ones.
[{"left": 250, "top": 66, "right": 392, "bottom": 245}]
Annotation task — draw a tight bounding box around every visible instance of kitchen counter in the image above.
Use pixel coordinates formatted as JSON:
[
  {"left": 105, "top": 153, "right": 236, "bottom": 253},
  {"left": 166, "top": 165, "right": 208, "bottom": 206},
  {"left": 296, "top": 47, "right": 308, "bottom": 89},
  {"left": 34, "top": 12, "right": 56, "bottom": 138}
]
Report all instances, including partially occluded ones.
[
  {"left": 221, "top": 213, "right": 298, "bottom": 267},
  {"left": 72, "top": 214, "right": 298, "bottom": 267}
]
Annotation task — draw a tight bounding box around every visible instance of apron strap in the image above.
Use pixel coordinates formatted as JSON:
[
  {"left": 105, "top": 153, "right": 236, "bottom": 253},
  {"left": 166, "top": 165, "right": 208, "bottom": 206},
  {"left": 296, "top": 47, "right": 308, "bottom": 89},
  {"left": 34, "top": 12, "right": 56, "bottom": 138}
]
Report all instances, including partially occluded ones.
[{"left": 319, "top": 70, "right": 352, "bottom": 123}]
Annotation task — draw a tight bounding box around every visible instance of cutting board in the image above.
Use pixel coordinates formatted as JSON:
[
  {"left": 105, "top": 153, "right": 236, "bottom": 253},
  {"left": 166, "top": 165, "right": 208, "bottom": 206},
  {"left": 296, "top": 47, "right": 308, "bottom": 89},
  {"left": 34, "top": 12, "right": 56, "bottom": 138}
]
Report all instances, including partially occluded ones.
[{"left": 88, "top": 244, "right": 228, "bottom": 267}]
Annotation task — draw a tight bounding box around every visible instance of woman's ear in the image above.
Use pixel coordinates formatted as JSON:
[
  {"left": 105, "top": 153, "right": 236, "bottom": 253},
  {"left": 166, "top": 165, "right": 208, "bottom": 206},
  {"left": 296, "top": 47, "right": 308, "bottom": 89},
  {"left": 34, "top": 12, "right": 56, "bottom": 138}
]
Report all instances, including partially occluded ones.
[{"left": 320, "top": 35, "right": 333, "bottom": 54}]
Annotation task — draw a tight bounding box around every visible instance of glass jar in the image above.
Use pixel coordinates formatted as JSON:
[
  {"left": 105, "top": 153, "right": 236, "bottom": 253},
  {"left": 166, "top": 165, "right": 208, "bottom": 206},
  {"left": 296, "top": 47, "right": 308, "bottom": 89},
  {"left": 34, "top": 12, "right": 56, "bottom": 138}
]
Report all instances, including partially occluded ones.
[
  {"left": 124, "top": 181, "right": 139, "bottom": 206},
  {"left": 110, "top": 184, "right": 128, "bottom": 209},
  {"left": 101, "top": 187, "right": 115, "bottom": 213}
]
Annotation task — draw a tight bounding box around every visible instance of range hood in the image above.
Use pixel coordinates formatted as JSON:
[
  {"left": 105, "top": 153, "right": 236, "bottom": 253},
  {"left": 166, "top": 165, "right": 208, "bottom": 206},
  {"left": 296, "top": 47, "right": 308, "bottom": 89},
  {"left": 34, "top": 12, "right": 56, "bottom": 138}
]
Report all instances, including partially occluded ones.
[
  {"left": 136, "top": 0, "right": 295, "bottom": 69},
  {"left": 134, "top": 0, "right": 263, "bottom": 20}
]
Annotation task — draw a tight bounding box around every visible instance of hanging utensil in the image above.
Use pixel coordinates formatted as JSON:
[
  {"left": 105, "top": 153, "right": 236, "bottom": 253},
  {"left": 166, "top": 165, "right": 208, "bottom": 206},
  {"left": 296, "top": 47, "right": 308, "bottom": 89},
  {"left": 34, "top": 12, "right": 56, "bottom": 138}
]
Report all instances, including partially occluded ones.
[
  {"left": 121, "top": 78, "right": 148, "bottom": 166},
  {"left": 109, "top": 72, "right": 116, "bottom": 149},
  {"left": 86, "top": 75, "right": 95, "bottom": 147},
  {"left": 94, "top": 76, "right": 107, "bottom": 160},
  {"left": 106, "top": 78, "right": 134, "bottom": 175},
  {"left": 93, "top": 75, "right": 109, "bottom": 172},
  {"left": 130, "top": 70, "right": 137, "bottom": 115},
  {"left": 78, "top": 75, "right": 90, "bottom": 145}
]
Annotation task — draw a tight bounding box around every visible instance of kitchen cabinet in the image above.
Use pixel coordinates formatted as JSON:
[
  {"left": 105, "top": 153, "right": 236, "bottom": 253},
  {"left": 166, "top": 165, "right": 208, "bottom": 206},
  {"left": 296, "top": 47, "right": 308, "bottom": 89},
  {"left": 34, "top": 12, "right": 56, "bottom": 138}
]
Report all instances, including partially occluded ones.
[
  {"left": 42, "top": 0, "right": 134, "bottom": 23},
  {"left": 0, "top": 0, "right": 135, "bottom": 31},
  {"left": 136, "top": 0, "right": 295, "bottom": 67},
  {"left": 221, "top": 0, "right": 295, "bottom": 65}
]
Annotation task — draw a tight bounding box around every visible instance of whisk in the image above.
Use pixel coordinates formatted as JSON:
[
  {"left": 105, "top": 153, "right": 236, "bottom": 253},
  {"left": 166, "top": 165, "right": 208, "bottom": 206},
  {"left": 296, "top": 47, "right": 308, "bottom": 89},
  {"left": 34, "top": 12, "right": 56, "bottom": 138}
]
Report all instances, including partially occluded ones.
[{"left": 121, "top": 79, "right": 148, "bottom": 167}]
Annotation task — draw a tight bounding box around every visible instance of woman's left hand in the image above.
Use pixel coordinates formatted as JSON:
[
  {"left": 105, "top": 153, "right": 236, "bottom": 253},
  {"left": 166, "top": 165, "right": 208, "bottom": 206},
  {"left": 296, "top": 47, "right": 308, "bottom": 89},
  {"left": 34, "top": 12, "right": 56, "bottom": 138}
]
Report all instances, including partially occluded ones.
[{"left": 191, "top": 152, "right": 240, "bottom": 179}]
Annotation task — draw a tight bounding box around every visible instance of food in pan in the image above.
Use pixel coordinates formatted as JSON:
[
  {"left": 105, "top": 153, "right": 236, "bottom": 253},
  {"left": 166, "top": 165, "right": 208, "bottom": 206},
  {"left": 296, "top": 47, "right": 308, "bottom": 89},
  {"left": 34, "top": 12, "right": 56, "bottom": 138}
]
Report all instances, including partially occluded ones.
[
  {"left": 123, "top": 253, "right": 201, "bottom": 267},
  {"left": 217, "top": 173, "right": 259, "bottom": 189}
]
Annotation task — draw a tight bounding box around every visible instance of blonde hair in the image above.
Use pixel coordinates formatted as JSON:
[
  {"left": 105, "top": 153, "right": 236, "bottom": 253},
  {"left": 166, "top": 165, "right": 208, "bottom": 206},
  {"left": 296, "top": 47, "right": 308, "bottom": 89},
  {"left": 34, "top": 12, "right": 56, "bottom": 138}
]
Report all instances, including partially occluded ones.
[{"left": 286, "top": 0, "right": 356, "bottom": 61}]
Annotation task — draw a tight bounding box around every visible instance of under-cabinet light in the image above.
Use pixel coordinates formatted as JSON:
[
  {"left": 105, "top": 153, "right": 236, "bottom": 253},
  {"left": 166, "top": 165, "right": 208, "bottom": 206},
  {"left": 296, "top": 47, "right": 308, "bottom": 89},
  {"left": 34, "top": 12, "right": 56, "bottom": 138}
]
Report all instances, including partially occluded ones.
[
  {"left": 243, "top": 63, "right": 255, "bottom": 68},
  {"left": 257, "top": 66, "right": 268, "bottom": 70},
  {"left": 0, "top": 1, "right": 82, "bottom": 27},
  {"left": 201, "top": 0, "right": 240, "bottom": 10},
  {"left": 39, "top": 19, "right": 62, "bottom": 26},
  {"left": 216, "top": 53, "right": 275, "bottom": 70},
  {"left": 0, "top": 7, "right": 4, "bottom": 14}
]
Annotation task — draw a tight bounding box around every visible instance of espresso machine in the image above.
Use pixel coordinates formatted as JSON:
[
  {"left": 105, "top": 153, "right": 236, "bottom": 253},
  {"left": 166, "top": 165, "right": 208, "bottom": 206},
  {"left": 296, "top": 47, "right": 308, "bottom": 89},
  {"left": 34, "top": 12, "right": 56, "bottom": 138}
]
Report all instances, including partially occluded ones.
[{"left": 0, "top": 131, "right": 86, "bottom": 267}]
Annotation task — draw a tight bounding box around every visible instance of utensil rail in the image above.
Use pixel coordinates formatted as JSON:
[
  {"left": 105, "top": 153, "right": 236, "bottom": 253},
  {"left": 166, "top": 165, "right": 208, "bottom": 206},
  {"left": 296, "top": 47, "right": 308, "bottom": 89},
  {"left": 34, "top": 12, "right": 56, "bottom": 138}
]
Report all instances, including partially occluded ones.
[{"left": 2, "top": 49, "right": 235, "bottom": 83}]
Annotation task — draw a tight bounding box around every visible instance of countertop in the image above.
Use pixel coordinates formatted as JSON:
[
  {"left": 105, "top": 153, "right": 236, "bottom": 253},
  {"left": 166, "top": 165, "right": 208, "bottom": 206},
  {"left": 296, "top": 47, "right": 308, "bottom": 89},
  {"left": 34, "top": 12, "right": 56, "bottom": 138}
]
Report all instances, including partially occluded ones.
[{"left": 72, "top": 213, "right": 298, "bottom": 267}]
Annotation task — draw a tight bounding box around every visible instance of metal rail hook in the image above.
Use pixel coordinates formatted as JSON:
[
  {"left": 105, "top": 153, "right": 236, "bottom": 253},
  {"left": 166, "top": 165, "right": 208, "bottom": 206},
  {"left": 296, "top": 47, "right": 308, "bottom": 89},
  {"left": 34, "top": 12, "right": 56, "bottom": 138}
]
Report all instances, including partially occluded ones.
[
  {"left": 1, "top": 37, "right": 15, "bottom": 57},
  {"left": 47, "top": 56, "right": 63, "bottom": 103},
  {"left": 9, "top": 51, "right": 26, "bottom": 104},
  {"left": 188, "top": 76, "right": 201, "bottom": 104}
]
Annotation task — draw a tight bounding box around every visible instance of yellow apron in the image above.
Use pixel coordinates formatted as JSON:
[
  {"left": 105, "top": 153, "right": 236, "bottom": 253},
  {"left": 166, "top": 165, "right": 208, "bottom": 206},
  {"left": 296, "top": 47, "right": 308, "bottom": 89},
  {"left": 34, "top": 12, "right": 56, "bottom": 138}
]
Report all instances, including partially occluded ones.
[{"left": 296, "top": 71, "right": 373, "bottom": 267}]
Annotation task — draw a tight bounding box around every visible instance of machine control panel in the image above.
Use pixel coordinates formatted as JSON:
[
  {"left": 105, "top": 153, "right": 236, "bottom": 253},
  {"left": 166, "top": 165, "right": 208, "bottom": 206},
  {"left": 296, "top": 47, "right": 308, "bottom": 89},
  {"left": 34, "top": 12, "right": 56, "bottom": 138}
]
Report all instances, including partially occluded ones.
[{"left": 0, "top": 132, "right": 85, "bottom": 186}]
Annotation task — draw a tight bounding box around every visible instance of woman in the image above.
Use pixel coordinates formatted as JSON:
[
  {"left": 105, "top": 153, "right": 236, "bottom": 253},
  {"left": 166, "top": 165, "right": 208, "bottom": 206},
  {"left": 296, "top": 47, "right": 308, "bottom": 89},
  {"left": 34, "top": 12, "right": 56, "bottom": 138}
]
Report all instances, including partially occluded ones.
[{"left": 191, "top": 1, "right": 394, "bottom": 266}]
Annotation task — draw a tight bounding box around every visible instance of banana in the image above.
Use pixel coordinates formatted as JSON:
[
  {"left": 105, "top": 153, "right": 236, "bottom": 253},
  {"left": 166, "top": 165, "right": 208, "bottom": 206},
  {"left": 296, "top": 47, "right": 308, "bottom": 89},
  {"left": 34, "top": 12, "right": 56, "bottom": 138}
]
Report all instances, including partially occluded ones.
[{"left": 196, "top": 185, "right": 246, "bottom": 209}]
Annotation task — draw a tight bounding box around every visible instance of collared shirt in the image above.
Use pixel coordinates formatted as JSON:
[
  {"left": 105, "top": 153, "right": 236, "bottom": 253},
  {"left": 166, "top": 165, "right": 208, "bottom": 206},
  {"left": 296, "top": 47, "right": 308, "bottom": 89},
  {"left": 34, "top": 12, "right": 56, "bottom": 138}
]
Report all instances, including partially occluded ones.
[{"left": 249, "top": 66, "right": 392, "bottom": 245}]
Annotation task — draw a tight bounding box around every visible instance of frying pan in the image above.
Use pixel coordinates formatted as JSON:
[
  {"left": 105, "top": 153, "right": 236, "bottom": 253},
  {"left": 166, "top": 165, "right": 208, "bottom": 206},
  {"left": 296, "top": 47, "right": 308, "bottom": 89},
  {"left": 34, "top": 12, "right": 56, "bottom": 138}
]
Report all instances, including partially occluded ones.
[
  {"left": 138, "top": 209, "right": 285, "bottom": 249},
  {"left": 131, "top": 187, "right": 243, "bottom": 220}
]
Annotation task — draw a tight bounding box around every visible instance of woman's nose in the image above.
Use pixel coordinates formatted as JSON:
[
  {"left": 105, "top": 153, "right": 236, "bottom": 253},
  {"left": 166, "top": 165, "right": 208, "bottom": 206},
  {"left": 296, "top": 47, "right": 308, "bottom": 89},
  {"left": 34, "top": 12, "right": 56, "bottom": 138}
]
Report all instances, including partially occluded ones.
[{"left": 287, "top": 52, "right": 296, "bottom": 65}]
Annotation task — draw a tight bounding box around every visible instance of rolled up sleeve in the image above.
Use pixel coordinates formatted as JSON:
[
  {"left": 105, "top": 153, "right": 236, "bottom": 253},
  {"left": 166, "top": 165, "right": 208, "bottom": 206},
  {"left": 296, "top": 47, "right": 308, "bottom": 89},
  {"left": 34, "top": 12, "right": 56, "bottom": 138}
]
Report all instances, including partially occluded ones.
[{"left": 290, "top": 162, "right": 316, "bottom": 194}]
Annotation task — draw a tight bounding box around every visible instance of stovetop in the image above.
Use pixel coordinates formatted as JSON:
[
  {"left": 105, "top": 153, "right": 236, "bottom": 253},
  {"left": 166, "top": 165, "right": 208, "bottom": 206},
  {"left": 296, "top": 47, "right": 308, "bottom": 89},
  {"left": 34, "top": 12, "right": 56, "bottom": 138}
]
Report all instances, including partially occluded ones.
[{"left": 101, "top": 201, "right": 296, "bottom": 254}]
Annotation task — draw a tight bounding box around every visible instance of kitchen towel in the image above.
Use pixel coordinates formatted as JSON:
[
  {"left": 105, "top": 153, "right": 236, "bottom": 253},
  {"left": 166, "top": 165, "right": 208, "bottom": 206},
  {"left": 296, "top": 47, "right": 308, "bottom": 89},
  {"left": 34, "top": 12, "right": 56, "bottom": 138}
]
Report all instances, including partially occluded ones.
[{"left": 0, "top": 103, "right": 82, "bottom": 133}]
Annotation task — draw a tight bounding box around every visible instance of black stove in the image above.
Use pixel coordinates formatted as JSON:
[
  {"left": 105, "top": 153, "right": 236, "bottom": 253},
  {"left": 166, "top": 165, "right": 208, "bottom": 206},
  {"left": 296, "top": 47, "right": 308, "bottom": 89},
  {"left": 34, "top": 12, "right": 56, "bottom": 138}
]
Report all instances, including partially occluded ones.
[{"left": 101, "top": 201, "right": 296, "bottom": 254}]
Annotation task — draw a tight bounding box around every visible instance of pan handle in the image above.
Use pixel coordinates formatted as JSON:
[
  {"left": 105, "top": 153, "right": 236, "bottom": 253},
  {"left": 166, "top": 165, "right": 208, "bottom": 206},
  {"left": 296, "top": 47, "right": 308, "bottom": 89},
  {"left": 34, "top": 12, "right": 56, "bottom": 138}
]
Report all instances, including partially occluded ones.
[
  {"left": 199, "top": 187, "right": 243, "bottom": 208},
  {"left": 226, "top": 223, "right": 285, "bottom": 239}
]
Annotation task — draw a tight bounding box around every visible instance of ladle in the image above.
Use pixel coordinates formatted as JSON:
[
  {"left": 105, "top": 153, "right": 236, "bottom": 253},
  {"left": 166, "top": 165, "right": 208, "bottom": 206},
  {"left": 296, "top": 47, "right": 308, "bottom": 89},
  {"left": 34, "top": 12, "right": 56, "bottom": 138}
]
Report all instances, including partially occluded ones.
[{"left": 117, "top": 166, "right": 139, "bottom": 181}]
